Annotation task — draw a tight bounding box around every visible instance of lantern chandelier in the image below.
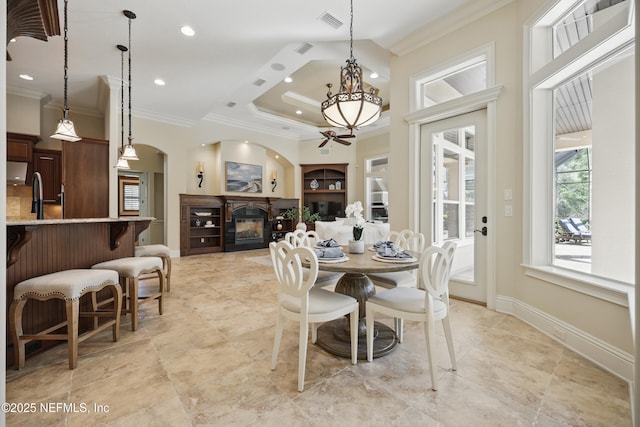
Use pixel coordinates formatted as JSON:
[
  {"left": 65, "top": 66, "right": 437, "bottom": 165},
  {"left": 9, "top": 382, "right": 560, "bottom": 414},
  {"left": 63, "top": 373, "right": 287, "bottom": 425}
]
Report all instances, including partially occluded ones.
[
  {"left": 51, "top": 0, "right": 81, "bottom": 142},
  {"left": 120, "top": 9, "right": 139, "bottom": 161},
  {"left": 320, "top": 0, "right": 382, "bottom": 131}
]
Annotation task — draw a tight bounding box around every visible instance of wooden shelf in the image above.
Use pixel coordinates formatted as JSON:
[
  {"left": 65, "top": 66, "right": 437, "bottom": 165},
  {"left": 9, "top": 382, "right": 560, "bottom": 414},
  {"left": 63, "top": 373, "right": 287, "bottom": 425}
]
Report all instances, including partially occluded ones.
[
  {"left": 180, "top": 194, "right": 224, "bottom": 256},
  {"left": 301, "top": 163, "right": 347, "bottom": 221}
]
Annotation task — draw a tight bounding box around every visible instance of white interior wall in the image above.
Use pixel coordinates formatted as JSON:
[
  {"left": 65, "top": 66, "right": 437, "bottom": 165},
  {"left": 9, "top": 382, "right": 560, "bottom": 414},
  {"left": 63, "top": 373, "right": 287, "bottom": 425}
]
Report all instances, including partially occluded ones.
[
  {"left": 389, "top": 0, "right": 633, "bottom": 381},
  {"left": 591, "top": 54, "right": 635, "bottom": 283},
  {"left": 6, "top": 93, "right": 39, "bottom": 135}
]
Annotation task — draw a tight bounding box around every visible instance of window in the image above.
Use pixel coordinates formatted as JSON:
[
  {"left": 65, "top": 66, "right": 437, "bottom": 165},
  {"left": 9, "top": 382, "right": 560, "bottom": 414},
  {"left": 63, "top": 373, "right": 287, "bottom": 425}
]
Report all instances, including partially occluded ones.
[
  {"left": 432, "top": 126, "right": 476, "bottom": 243},
  {"left": 119, "top": 176, "right": 140, "bottom": 216},
  {"left": 552, "top": 0, "right": 629, "bottom": 58},
  {"left": 364, "top": 156, "right": 389, "bottom": 222},
  {"left": 413, "top": 51, "right": 488, "bottom": 111},
  {"left": 527, "top": 0, "right": 634, "bottom": 288},
  {"left": 422, "top": 59, "right": 486, "bottom": 107}
]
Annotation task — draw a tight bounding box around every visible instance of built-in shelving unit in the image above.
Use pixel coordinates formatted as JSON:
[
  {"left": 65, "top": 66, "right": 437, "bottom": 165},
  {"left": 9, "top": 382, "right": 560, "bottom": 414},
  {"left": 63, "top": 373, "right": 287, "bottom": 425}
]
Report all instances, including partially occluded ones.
[
  {"left": 301, "top": 163, "right": 347, "bottom": 221},
  {"left": 179, "top": 195, "right": 299, "bottom": 255},
  {"left": 180, "top": 194, "right": 224, "bottom": 256}
]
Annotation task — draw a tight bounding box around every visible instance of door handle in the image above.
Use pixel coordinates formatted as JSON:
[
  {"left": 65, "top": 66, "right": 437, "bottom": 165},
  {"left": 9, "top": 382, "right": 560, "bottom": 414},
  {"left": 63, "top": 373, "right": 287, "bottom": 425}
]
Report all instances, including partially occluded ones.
[{"left": 474, "top": 227, "right": 487, "bottom": 236}]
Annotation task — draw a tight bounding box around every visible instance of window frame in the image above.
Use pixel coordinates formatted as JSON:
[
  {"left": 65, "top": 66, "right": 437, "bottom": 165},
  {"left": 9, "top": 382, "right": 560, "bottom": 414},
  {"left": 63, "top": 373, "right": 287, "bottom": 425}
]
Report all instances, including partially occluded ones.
[
  {"left": 523, "top": 0, "right": 635, "bottom": 306},
  {"left": 410, "top": 43, "right": 495, "bottom": 112},
  {"left": 118, "top": 176, "right": 140, "bottom": 216},
  {"left": 364, "top": 155, "right": 390, "bottom": 223}
]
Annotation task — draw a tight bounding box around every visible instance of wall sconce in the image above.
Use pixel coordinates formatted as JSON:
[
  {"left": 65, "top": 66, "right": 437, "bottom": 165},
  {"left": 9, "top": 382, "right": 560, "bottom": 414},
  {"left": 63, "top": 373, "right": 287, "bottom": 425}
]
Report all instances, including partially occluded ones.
[
  {"left": 197, "top": 162, "right": 204, "bottom": 188},
  {"left": 271, "top": 170, "right": 277, "bottom": 192}
]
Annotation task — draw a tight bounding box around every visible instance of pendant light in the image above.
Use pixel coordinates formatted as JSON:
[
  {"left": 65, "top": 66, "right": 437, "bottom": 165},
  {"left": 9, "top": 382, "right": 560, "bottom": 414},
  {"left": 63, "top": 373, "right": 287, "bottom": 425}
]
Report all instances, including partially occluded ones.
[
  {"left": 320, "top": 0, "right": 382, "bottom": 131},
  {"left": 51, "top": 0, "right": 81, "bottom": 142},
  {"left": 121, "top": 10, "right": 139, "bottom": 161},
  {"left": 116, "top": 44, "right": 130, "bottom": 170}
]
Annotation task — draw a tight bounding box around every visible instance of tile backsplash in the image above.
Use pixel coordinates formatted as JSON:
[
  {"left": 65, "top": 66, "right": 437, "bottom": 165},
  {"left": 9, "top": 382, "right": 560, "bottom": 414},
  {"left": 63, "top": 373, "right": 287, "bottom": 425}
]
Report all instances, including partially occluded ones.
[{"left": 6, "top": 185, "right": 62, "bottom": 220}]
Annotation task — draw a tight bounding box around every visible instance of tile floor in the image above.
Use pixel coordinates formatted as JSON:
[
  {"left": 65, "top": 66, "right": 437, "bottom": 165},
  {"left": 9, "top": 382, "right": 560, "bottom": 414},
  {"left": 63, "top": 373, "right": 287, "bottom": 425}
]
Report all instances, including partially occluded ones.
[{"left": 5, "top": 249, "right": 631, "bottom": 426}]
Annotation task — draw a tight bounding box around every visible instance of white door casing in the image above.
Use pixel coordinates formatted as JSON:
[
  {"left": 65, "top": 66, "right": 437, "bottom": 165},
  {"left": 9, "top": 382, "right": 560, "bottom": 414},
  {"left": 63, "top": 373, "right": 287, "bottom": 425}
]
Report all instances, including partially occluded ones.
[{"left": 420, "top": 110, "right": 487, "bottom": 303}]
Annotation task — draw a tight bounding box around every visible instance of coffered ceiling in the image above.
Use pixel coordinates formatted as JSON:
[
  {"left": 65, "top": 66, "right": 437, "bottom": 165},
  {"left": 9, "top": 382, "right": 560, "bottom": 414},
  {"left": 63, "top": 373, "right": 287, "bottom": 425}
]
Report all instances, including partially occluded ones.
[{"left": 7, "top": 0, "right": 485, "bottom": 140}]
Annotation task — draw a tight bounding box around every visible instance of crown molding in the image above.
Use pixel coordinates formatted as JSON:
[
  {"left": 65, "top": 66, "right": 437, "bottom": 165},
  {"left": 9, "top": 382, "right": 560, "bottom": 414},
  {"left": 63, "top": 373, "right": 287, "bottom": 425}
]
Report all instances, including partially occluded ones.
[
  {"left": 42, "top": 99, "right": 103, "bottom": 118},
  {"left": 132, "top": 108, "right": 196, "bottom": 128},
  {"left": 390, "top": 0, "right": 515, "bottom": 57},
  {"left": 6, "top": 85, "right": 46, "bottom": 100}
]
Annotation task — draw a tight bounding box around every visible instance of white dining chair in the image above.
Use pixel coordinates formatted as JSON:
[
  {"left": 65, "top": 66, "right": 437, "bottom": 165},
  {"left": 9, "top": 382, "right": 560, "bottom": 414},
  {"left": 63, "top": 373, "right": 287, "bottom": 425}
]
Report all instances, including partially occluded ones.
[
  {"left": 394, "top": 240, "right": 457, "bottom": 343},
  {"left": 284, "top": 230, "right": 343, "bottom": 287},
  {"left": 269, "top": 241, "right": 358, "bottom": 392},
  {"left": 368, "top": 230, "right": 426, "bottom": 289},
  {"left": 365, "top": 245, "right": 457, "bottom": 391}
]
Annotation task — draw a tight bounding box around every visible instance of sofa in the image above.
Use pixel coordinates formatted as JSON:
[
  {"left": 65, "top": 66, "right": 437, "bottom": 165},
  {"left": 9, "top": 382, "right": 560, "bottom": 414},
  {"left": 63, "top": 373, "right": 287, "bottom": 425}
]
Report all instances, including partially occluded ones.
[{"left": 314, "top": 219, "right": 390, "bottom": 246}]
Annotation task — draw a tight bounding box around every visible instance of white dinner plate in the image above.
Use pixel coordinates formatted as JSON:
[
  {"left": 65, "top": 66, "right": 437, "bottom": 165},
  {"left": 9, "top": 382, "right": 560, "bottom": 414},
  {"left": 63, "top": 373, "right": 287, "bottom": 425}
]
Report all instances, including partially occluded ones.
[
  {"left": 372, "top": 254, "right": 417, "bottom": 263},
  {"left": 317, "top": 256, "right": 349, "bottom": 263},
  {"left": 194, "top": 212, "right": 212, "bottom": 217}
]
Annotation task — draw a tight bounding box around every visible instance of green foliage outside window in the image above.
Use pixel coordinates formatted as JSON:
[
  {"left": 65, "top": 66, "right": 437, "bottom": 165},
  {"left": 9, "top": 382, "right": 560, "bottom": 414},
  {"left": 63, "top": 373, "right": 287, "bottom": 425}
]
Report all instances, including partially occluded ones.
[{"left": 555, "top": 148, "right": 591, "bottom": 221}]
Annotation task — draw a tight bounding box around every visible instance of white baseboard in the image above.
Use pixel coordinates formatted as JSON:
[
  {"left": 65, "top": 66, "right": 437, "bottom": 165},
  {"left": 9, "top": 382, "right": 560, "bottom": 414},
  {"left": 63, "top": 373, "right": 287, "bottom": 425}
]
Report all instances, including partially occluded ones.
[{"left": 496, "top": 295, "right": 633, "bottom": 383}]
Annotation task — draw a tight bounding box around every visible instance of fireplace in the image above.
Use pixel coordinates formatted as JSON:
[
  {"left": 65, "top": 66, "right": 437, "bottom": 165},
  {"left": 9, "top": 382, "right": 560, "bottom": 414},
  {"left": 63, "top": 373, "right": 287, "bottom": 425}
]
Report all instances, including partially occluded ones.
[{"left": 224, "top": 205, "right": 271, "bottom": 251}]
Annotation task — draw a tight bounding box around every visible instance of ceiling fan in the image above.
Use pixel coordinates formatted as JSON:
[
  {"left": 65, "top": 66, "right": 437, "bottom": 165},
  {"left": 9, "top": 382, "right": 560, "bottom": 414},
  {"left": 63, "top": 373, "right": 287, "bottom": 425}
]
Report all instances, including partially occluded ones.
[{"left": 318, "top": 130, "right": 356, "bottom": 148}]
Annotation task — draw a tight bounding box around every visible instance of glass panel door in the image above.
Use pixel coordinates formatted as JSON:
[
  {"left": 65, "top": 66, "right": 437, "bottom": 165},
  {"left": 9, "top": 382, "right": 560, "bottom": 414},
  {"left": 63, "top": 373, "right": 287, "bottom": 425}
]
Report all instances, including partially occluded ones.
[{"left": 421, "top": 109, "right": 487, "bottom": 302}]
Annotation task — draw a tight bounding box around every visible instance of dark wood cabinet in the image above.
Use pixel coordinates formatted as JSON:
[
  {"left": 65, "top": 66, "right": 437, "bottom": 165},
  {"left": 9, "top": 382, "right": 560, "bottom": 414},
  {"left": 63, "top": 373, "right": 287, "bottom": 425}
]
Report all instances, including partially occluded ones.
[
  {"left": 301, "top": 163, "right": 348, "bottom": 221},
  {"left": 179, "top": 195, "right": 299, "bottom": 255},
  {"left": 180, "top": 194, "right": 224, "bottom": 256},
  {"left": 62, "top": 138, "right": 109, "bottom": 218},
  {"left": 33, "top": 148, "right": 62, "bottom": 203},
  {"left": 7, "top": 133, "right": 38, "bottom": 162},
  {"left": 270, "top": 197, "right": 299, "bottom": 237}
]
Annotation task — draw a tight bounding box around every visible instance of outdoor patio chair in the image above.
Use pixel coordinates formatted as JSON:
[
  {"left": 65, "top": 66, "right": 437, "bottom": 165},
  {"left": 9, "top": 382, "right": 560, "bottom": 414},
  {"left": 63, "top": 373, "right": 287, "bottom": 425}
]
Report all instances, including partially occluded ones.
[
  {"left": 558, "top": 219, "right": 588, "bottom": 243},
  {"left": 569, "top": 218, "right": 592, "bottom": 241}
]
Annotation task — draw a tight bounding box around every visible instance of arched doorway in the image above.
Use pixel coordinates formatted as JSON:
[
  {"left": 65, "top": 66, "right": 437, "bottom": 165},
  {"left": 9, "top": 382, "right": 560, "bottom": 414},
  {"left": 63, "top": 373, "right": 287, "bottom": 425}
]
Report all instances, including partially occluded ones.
[{"left": 117, "top": 144, "right": 167, "bottom": 245}]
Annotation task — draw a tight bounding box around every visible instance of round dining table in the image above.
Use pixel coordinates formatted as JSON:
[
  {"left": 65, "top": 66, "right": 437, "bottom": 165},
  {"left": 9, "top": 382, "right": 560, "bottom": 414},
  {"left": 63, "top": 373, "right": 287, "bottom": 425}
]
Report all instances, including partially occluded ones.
[{"left": 312, "top": 247, "right": 419, "bottom": 359}]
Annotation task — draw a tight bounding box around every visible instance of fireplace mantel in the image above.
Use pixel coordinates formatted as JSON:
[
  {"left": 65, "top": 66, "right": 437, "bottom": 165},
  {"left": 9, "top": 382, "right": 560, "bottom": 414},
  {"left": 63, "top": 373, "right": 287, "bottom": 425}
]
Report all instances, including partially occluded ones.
[
  {"left": 221, "top": 196, "right": 272, "bottom": 223},
  {"left": 179, "top": 194, "right": 298, "bottom": 255}
]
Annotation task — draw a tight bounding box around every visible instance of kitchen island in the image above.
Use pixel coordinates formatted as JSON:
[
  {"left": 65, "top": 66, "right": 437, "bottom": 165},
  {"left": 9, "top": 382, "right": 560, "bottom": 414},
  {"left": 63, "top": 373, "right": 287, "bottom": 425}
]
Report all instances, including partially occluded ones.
[{"left": 5, "top": 217, "right": 154, "bottom": 366}]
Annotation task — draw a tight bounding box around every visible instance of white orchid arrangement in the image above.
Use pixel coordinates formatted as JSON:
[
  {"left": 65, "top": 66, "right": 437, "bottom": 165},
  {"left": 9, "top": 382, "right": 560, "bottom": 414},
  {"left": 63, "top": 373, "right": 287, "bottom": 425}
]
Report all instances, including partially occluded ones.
[{"left": 345, "top": 201, "right": 365, "bottom": 241}]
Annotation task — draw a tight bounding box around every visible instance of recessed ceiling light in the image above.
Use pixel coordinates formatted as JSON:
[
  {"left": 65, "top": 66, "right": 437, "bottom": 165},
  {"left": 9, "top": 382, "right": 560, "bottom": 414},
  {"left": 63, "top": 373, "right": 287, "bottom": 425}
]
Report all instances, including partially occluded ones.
[
  {"left": 284, "top": 76, "right": 293, "bottom": 83},
  {"left": 370, "top": 72, "right": 379, "bottom": 79},
  {"left": 275, "top": 155, "right": 280, "bottom": 159},
  {"left": 244, "top": 141, "right": 249, "bottom": 144},
  {"left": 154, "top": 78, "right": 166, "bottom": 86},
  {"left": 180, "top": 26, "right": 195, "bottom": 36},
  {"left": 271, "top": 63, "right": 286, "bottom": 71},
  {"left": 295, "top": 110, "right": 302, "bottom": 115},
  {"left": 19, "top": 74, "right": 33, "bottom": 81}
]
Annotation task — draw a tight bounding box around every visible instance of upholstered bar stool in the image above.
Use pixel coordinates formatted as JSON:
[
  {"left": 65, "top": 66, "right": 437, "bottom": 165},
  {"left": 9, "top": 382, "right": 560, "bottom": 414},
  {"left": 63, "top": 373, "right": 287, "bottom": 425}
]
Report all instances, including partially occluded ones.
[
  {"left": 92, "top": 257, "right": 164, "bottom": 331},
  {"left": 9, "top": 269, "right": 122, "bottom": 370},
  {"left": 135, "top": 244, "right": 172, "bottom": 291}
]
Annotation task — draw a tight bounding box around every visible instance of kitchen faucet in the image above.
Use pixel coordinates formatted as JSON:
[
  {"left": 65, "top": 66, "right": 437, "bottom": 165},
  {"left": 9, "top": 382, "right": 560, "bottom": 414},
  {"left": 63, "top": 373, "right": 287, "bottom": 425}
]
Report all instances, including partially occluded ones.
[{"left": 31, "top": 171, "right": 44, "bottom": 220}]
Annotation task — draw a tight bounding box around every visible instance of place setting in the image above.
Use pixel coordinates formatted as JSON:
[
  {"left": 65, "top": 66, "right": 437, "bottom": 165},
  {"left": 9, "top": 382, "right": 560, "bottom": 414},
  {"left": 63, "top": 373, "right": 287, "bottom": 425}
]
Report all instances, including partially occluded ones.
[
  {"left": 371, "top": 241, "right": 417, "bottom": 263},
  {"left": 313, "top": 239, "right": 349, "bottom": 263}
]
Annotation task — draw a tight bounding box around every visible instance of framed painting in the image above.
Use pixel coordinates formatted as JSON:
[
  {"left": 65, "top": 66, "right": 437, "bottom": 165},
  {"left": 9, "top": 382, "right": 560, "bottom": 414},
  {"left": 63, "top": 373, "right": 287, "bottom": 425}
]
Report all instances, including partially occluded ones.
[{"left": 225, "top": 162, "right": 263, "bottom": 193}]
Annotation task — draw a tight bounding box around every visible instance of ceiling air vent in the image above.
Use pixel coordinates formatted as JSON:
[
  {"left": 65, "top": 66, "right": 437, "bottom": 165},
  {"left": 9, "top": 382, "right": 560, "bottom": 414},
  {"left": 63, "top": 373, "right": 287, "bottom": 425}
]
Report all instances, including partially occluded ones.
[
  {"left": 253, "top": 78, "right": 266, "bottom": 87},
  {"left": 226, "top": 101, "right": 237, "bottom": 108},
  {"left": 295, "top": 42, "right": 314, "bottom": 55},
  {"left": 319, "top": 11, "right": 343, "bottom": 29},
  {"left": 319, "top": 147, "right": 331, "bottom": 156}
]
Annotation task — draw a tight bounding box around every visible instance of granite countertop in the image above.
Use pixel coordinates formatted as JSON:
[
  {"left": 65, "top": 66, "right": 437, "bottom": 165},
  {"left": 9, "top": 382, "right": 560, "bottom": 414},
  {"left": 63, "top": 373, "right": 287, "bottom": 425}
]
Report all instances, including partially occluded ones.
[{"left": 7, "top": 217, "right": 156, "bottom": 226}]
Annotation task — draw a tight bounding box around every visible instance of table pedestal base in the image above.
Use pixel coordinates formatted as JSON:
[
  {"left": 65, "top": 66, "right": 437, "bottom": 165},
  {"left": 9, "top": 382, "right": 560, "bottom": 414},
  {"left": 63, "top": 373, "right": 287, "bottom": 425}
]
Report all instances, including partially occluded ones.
[
  {"left": 316, "top": 319, "right": 397, "bottom": 360},
  {"left": 315, "top": 272, "right": 398, "bottom": 359}
]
